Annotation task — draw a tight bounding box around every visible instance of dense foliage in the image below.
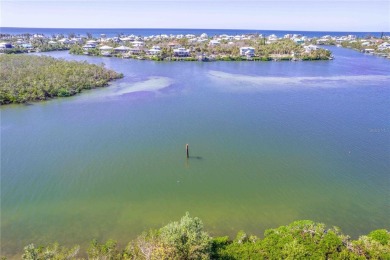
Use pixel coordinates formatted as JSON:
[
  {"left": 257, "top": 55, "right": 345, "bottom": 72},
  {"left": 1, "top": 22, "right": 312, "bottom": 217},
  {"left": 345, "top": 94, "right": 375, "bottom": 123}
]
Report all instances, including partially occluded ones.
[
  {"left": 0, "top": 55, "right": 123, "bottom": 104},
  {"left": 6, "top": 213, "right": 389, "bottom": 259}
]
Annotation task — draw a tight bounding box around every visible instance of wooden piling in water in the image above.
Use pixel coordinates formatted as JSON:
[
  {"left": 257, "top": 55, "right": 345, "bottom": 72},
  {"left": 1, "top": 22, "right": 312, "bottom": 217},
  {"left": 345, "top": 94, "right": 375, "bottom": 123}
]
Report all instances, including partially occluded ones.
[{"left": 186, "top": 144, "right": 189, "bottom": 158}]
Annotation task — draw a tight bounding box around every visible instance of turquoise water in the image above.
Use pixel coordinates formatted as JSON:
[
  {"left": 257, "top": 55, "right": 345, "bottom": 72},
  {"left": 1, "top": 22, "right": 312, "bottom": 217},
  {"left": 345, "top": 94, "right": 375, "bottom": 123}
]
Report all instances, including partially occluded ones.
[{"left": 1, "top": 46, "right": 389, "bottom": 257}]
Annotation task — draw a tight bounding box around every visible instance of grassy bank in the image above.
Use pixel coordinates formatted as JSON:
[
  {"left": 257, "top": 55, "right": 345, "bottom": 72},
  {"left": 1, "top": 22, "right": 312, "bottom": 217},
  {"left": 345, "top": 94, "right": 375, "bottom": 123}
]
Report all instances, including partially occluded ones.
[
  {"left": 7, "top": 213, "right": 390, "bottom": 259},
  {"left": 0, "top": 55, "right": 123, "bottom": 105}
]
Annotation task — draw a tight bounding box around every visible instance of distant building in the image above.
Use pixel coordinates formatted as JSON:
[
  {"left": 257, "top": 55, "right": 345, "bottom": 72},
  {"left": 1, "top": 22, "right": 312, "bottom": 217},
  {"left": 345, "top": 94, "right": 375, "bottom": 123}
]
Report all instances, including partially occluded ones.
[
  {"left": 0, "top": 42, "right": 13, "bottom": 49},
  {"left": 268, "top": 34, "right": 278, "bottom": 42},
  {"left": 209, "top": 40, "right": 220, "bottom": 46},
  {"left": 83, "top": 44, "right": 96, "bottom": 51},
  {"left": 132, "top": 41, "right": 145, "bottom": 47},
  {"left": 58, "top": 38, "right": 71, "bottom": 44},
  {"left": 148, "top": 46, "right": 161, "bottom": 55},
  {"left": 240, "top": 47, "right": 255, "bottom": 56},
  {"left": 304, "top": 45, "right": 319, "bottom": 52},
  {"left": 128, "top": 48, "right": 143, "bottom": 55},
  {"left": 173, "top": 47, "right": 190, "bottom": 57},
  {"left": 294, "top": 38, "right": 304, "bottom": 44},
  {"left": 98, "top": 45, "right": 113, "bottom": 56},
  {"left": 21, "top": 43, "right": 33, "bottom": 50},
  {"left": 114, "top": 46, "right": 131, "bottom": 53},
  {"left": 378, "top": 42, "right": 390, "bottom": 50},
  {"left": 70, "top": 38, "right": 82, "bottom": 44},
  {"left": 363, "top": 48, "right": 375, "bottom": 54}
]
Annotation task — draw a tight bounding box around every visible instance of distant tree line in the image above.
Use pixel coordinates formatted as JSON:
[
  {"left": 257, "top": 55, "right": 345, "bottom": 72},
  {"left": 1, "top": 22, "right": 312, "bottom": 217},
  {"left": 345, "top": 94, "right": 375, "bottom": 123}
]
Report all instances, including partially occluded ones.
[
  {"left": 5, "top": 213, "right": 389, "bottom": 259},
  {"left": 0, "top": 55, "right": 123, "bottom": 104}
]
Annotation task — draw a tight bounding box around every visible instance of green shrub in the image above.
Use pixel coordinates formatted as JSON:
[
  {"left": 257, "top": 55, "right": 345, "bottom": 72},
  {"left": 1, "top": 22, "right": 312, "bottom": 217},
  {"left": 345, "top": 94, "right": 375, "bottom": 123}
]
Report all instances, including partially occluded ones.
[
  {"left": 21, "top": 243, "right": 79, "bottom": 260},
  {"left": 368, "top": 229, "right": 390, "bottom": 245},
  {"left": 87, "top": 239, "right": 119, "bottom": 260},
  {"left": 159, "top": 212, "right": 212, "bottom": 259}
]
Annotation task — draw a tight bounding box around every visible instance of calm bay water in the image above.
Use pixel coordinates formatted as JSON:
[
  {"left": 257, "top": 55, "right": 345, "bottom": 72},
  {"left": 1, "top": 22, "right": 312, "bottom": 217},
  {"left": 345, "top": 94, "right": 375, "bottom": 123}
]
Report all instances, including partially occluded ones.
[{"left": 1, "top": 46, "right": 390, "bottom": 257}]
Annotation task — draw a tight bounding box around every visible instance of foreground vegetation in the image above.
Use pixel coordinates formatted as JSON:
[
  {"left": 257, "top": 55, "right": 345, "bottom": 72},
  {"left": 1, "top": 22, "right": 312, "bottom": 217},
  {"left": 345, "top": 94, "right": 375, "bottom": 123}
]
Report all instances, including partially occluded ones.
[
  {"left": 0, "top": 55, "right": 123, "bottom": 104},
  {"left": 7, "top": 213, "right": 389, "bottom": 259}
]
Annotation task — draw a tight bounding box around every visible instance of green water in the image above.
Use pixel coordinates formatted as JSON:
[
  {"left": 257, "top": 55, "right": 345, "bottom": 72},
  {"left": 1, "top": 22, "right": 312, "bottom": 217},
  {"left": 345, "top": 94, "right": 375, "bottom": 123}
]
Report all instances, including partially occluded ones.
[{"left": 1, "top": 47, "right": 389, "bottom": 257}]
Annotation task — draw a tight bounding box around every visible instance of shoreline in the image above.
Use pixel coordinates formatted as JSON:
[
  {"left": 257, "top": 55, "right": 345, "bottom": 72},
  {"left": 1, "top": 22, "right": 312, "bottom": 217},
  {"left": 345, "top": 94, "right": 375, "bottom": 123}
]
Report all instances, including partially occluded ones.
[
  {"left": 2, "top": 216, "right": 389, "bottom": 259},
  {"left": 2, "top": 31, "right": 336, "bottom": 61},
  {"left": 2, "top": 30, "right": 389, "bottom": 60}
]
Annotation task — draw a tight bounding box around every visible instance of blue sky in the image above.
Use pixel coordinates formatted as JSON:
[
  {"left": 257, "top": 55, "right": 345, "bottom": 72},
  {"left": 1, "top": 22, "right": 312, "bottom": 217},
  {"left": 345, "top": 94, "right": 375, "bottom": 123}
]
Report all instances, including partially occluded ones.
[{"left": 1, "top": 0, "right": 389, "bottom": 32}]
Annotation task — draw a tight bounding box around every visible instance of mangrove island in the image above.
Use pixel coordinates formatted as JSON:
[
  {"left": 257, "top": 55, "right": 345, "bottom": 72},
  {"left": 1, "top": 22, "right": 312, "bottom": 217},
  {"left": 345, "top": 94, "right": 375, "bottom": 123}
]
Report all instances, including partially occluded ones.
[{"left": 0, "top": 55, "right": 123, "bottom": 104}]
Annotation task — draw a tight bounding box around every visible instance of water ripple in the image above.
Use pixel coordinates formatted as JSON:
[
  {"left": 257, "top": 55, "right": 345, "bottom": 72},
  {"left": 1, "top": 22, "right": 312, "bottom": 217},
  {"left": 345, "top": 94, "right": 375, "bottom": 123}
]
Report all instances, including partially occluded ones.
[{"left": 208, "top": 70, "right": 390, "bottom": 92}]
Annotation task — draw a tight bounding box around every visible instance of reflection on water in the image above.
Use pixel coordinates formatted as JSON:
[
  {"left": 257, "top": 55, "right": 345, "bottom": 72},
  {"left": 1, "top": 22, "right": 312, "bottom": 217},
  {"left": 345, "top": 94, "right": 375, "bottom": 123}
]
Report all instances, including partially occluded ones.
[
  {"left": 72, "top": 76, "right": 174, "bottom": 102},
  {"left": 208, "top": 70, "right": 390, "bottom": 91}
]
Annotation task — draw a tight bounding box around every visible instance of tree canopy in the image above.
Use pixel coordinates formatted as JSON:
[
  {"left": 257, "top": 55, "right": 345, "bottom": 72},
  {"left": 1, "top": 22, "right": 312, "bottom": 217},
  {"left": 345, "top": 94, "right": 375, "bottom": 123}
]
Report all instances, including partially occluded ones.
[{"left": 0, "top": 55, "right": 123, "bottom": 104}]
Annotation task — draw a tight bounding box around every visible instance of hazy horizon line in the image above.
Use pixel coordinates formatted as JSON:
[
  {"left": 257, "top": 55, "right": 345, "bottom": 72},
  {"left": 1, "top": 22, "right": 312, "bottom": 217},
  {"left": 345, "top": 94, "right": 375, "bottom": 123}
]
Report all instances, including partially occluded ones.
[{"left": 1, "top": 26, "right": 389, "bottom": 34}]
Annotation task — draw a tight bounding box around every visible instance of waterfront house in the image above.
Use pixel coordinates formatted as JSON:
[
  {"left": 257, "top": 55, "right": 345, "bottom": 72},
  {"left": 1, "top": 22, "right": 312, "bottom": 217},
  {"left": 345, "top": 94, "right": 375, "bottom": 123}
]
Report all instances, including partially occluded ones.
[
  {"left": 240, "top": 47, "right": 255, "bottom": 57},
  {"left": 173, "top": 47, "right": 190, "bottom": 57},
  {"left": 83, "top": 44, "right": 96, "bottom": 51},
  {"left": 378, "top": 42, "right": 390, "bottom": 50},
  {"left": 86, "top": 40, "right": 98, "bottom": 45},
  {"left": 98, "top": 45, "right": 113, "bottom": 56},
  {"left": 128, "top": 48, "right": 143, "bottom": 55},
  {"left": 148, "top": 46, "right": 161, "bottom": 55},
  {"left": 363, "top": 48, "right": 375, "bottom": 54},
  {"left": 114, "top": 46, "right": 131, "bottom": 53},
  {"left": 304, "top": 45, "right": 319, "bottom": 52}
]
